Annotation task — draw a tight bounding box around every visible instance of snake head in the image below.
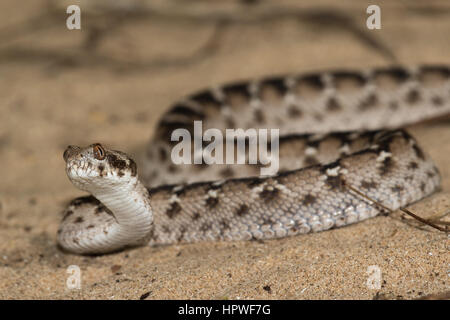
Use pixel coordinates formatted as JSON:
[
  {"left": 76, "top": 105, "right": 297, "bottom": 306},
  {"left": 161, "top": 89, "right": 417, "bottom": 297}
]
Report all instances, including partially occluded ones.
[{"left": 63, "top": 143, "right": 138, "bottom": 192}]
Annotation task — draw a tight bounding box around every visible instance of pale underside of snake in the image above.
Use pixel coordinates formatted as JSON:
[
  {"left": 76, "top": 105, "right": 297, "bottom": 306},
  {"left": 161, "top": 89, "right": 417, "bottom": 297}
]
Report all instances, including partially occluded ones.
[{"left": 58, "top": 65, "right": 450, "bottom": 254}]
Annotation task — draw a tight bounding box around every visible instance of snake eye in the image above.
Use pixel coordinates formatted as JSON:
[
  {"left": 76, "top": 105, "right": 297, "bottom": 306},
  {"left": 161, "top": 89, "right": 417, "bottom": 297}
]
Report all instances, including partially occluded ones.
[{"left": 93, "top": 144, "right": 106, "bottom": 160}]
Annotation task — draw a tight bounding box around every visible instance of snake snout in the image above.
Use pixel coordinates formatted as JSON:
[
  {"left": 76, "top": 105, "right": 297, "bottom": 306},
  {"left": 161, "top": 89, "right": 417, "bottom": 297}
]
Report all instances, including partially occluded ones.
[{"left": 63, "top": 145, "right": 81, "bottom": 162}]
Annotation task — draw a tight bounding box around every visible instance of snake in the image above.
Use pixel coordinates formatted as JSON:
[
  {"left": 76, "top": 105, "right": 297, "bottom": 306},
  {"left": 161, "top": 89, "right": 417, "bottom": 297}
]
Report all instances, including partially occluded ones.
[{"left": 58, "top": 65, "right": 450, "bottom": 254}]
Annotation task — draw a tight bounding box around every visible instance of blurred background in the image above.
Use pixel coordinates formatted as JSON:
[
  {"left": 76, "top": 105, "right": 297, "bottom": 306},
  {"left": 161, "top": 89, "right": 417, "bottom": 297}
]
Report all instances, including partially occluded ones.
[{"left": 0, "top": 0, "right": 449, "bottom": 299}]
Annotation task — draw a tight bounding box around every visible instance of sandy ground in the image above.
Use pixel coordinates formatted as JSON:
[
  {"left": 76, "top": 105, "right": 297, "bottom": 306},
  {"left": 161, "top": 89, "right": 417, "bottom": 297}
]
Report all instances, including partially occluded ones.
[{"left": 0, "top": 0, "right": 449, "bottom": 299}]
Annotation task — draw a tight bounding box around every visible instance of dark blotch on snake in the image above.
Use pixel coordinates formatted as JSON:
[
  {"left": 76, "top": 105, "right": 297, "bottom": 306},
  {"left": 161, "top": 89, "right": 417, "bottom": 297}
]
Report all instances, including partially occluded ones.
[
  {"left": 287, "top": 105, "right": 303, "bottom": 118},
  {"left": 297, "top": 74, "right": 325, "bottom": 91},
  {"left": 391, "top": 185, "right": 404, "bottom": 193},
  {"left": 320, "top": 161, "right": 345, "bottom": 190},
  {"left": 302, "top": 194, "right": 317, "bottom": 206},
  {"left": 306, "top": 138, "right": 320, "bottom": 149},
  {"left": 406, "top": 89, "right": 421, "bottom": 104},
  {"left": 166, "top": 202, "right": 182, "bottom": 218},
  {"left": 259, "top": 188, "right": 279, "bottom": 202},
  {"left": 225, "top": 117, "right": 236, "bottom": 128},
  {"left": 206, "top": 197, "right": 219, "bottom": 209},
  {"left": 200, "top": 222, "right": 212, "bottom": 232},
  {"left": 326, "top": 97, "right": 341, "bottom": 111},
  {"left": 170, "top": 104, "right": 205, "bottom": 119},
  {"left": 74, "top": 217, "right": 84, "bottom": 224},
  {"left": 419, "top": 65, "right": 450, "bottom": 80},
  {"left": 304, "top": 156, "right": 319, "bottom": 166},
  {"left": 254, "top": 109, "right": 265, "bottom": 124},
  {"left": 177, "top": 226, "right": 186, "bottom": 242},
  {"left": 70, "top": 196, "right": 99, "bottom": 207},
  {"left": 190, "top": 91, "right": 222, "bottom": 108},
  {"left": 389, "top": 101, "right": 399, "bottom": 110},
  {"left": 107, "top": 153, "right": 127, "bottom": 170},
  {"left": 223, "top": 82, "right": 251, "bottom": 101},
  {"left": 412, "top": 144, "right": 425, "bottom": 160},
  {"left": 95, "top": 206, "right": 105, "bottom": 215},
  {"left": 261, "top": 77, "right": 289, "bottom": 96},
  {"left": 219, "top": 168, "right": 235, "bottom": 178},
  {"left": 326, "top": 175, "right": 345, "bottom": 190},
  {"left": 236, "top": 204, "right": 249, "bottom": 216},
  {"left": 158, "top": 147, "right": 167, "bottom": 161},
  {"left": 129, "top": 159, "right": 137, "bottom": 177},
  {"left": 408, "top": 161, "right": 419, "bottom": 170},
  {"left": 359, "top": 93, "right": 379, "bottom": 110},
  {"left": 157, "top": 120, "right": 195, "bottom": 142},
  {"left": 420, "top": 182, "right": 426, "bottom": 192},
  {"left": 313, "top": 113, "right": 324, "bottom": 122},
  {"left": 431, "top": 96, "right": 443, "bottom": 107},
  {"left": 373, "top": 67, "right": 410, "bottom": 83},
  {"left": 63, "top": 210, "right": 73, "bottom": 221},
  {"left": 262, "top": 217, "right": 275, "bottom": 225},
  {"left": 379, "top": 157, "right": 395, "bottom": 176},
  {"left": 173, "top": 187, "right": 186, "bottom": 197},
  {"left": 208, "top": 183, "right": 223, "bottom": 191},
  {"left": 332, "top": 71, "right": 367, "bottom": 87},
  {"left": 361, "top": 180, "right": 378, "bottom": 190},
  {"left": 220, "top": 219, "right": 230, "bottom": 230}
]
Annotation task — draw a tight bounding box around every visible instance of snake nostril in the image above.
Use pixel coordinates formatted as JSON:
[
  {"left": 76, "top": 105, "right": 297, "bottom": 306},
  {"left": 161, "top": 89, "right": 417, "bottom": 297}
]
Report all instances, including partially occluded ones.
[
  {"left": 64, "top": 145, "right": 80, "bottom": 162},
  {"left": 63, "top": 148, "right": 71, "bottom": 162}
]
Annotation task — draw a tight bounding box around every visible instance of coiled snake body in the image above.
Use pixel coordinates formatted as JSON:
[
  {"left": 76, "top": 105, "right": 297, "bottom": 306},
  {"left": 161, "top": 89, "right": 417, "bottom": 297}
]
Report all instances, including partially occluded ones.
[{"left": 58, "top": 65, "right": 450, "bottom": 254}]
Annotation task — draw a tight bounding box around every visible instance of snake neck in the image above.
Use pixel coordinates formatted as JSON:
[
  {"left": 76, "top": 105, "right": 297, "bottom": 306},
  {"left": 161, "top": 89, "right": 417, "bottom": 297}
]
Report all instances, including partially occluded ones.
[
  {"left": 57, "top": 176, "right": 155, "bottom": 254},
  {"left": 93, "top": 177, "right": 153, "bottom": 245}
]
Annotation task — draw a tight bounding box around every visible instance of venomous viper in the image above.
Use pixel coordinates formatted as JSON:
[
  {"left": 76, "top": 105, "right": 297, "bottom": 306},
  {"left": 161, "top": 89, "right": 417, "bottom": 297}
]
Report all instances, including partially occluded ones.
[{"left": 59, "top": 65, "right": 450, "bottom": 254}]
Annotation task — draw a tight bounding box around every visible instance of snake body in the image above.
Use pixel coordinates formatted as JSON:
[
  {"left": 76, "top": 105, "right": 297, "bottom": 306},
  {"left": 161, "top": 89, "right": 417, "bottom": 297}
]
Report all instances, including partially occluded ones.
[{"left": 58, "top": 65, "right": 450, "bottom": 254}]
